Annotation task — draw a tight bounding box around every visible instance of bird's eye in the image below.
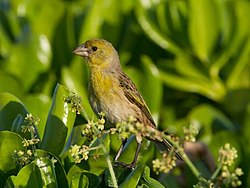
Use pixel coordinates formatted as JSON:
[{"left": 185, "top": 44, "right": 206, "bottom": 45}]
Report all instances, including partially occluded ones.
[{"left": 92, "top": 46, "right": 98, "bottom": 51}]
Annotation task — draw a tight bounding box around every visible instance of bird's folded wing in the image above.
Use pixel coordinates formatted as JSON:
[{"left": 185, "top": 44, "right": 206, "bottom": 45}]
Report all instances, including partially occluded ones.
[{"left": 119, "top": 72, "right": 156, "bottom": 127}]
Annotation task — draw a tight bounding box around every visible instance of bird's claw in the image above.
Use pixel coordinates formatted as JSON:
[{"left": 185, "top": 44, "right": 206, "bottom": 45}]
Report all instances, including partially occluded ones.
[{"left": 113, "top": 161, "right": 136, "bottom": 169}]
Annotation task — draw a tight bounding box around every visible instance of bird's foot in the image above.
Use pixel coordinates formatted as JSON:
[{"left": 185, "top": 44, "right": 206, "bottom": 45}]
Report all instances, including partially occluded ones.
[{"left": 113, "top": 161, "right": 136, "bottom": 169}]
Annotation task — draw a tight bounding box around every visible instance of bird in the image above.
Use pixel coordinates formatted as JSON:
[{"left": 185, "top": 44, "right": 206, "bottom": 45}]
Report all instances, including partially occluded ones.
[{"left": 73, "top": 38, "right": 182, "bottom": 168}]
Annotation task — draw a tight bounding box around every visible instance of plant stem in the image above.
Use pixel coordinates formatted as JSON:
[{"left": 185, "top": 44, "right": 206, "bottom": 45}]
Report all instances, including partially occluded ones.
[
  {"left": 210, "top": 162, "right": 222, "bottom": 180},
  {"left": 105, "top": 154, "right": 118, "bottom": 188},
  {"left": 180, "top": 149, "right": 202, "bottom": 180}
]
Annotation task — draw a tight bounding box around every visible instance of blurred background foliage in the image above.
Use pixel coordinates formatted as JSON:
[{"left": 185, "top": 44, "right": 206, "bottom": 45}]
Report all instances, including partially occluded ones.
[{"left": 0, "top": 0, "right": 250, "bottom": 187}]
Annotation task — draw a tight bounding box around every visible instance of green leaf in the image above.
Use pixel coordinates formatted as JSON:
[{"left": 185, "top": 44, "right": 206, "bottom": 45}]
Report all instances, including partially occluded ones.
[
  {"left": 54, "top": 157, "right": 69, "bottom": 188},
  {"left": 116, "top": 136, "right": 138, "bottom": 164},
  {"left": 243, "top": 102, "right": 250, "bottom": 156},
  {"left": 67, "top": 165, "right": 101, "bottom": 188},
  {"left": 11, "top": 114, "right": 24, "bottom": 135},
  {"left": 210, "top": 2, "right": 250, "bottom": 80},
  {"left": 234, "top": 1, "right": 250, "bottom": 42},
  {"left": 188, "top": 104, "right": 235, "bottom": 143},
  {"left": 223, "top": 89, "right": 250, "bottom": 116},
  {"left": 135, "top": 0, "right": 180, "bottom": 54},
  {"left": 188, "top": 0, "right": 219, "bottom": 61},
  {"left": 0, "top": 171, "right": 6, "bottom": 188},
  {"left": 0, "top": 71, "right": 23, "bottom": 98},
  {"left": 36, "top": 149, "right": 68, "bottom": 188},
  {"left": 121, "top": 0, "right": 136, "bottom": 13},
  {"left": 215, "top": 0, "right": 236, "bottom": 46},
  {"left": 88, "top": 155, "right": 108, "bottom": 176},
  {"left": 8, "top": 149, "right": 67, "bottom": 188},
  {"left": 119, "top": 165, "right": 144, "bottom": 188},
  {"left": 0, "top": 9, "right": 21, "bottom": 40},
  {"left": 4, "top": 175, "right": 16, "bottom": 188},
  {"left": 226, "top": 39, "right": 250, "bottom": 89},
  {"left": 0, "top": 93, "right": 28, "bottom": 131},
  {"left": 0, "top": 131, "right": 24, "bottom": 173},
  {"left": 105, "top": 166, "right": 129, "bottom": 186},
  {"left": 140, "top": 166, "right": 165, "bottom": 188},
  {"left": 10, "top": 162, "right": 43, "bottom": 188},
  {"left": 88, "top": 134, "right": 111, "bottom": 175},
  {"left": 0, "top": 26, "right": 11, "bottom": 57},
  {"left": 22, "top": 94, "right": 51, "bottom": 140},
  {"left": 25, "top": 0, "right": 65, "bottom": 40},
  {"left": 175, "top": 53, "right": 209, "bottom": 81},
  {"left": 33, "top": 157, "right": 58, "bottom": 187},
  {"left": 71, "top": 174, "right": 89, "bottom": 188},
  {"left": 67, "top": 164, "right": 83, "bottom": 184},
  {"left": 40, "top": 84, "right": 76, "bottom": 157},
  {"left": 140, "top": 55, "right": 163, "bottom": 123},
  {"left": 4, "top": 35, "right": 50, "bottom": 91},
  {"left": 159, "top": 70, "right": 225, "bottom": 101},
  {"left": 78, "top": 0, "right": 105, "bottom": 40},
  {"left": 114, "top": 135, "right": 153, "bottom": 167},
  {"left": 110, "top": 133, "right": 122, "bottom": 156}
]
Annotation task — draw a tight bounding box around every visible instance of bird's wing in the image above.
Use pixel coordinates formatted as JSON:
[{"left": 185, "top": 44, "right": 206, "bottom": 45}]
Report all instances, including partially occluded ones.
[
  {"left": 119, "top": 72, "right": 183, "bottom": 160},
  {"left": 119, "top": 72, "right": 156, "bottom": 127}
]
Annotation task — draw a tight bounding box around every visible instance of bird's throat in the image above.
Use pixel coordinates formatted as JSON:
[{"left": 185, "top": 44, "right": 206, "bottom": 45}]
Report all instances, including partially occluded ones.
[{"left": 89, "top": 68, "right": 116, "bottom": 100}]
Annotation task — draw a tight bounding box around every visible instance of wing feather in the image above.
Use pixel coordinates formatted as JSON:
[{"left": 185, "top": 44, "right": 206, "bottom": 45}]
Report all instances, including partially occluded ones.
[{"left": 119, "top": 72, "right": 156, "bottom": 127}]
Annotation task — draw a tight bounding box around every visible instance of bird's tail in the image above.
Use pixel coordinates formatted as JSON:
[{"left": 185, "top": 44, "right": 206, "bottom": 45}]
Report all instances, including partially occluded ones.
[{"left": 151, "top": 139, "right": 183, "bottom": 160}]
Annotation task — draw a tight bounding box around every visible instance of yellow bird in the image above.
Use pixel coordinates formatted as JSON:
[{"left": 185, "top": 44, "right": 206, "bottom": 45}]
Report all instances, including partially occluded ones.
[{"left": 73, "top": 39, "right": 182, "bottom": 168}]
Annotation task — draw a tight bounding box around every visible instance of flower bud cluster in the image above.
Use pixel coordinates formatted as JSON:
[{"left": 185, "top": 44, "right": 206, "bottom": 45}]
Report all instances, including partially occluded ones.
[
  {"left": 183, "top": 120, "right": 200, "bottom": 142},
  {"left": 115, "top": 116, "right": 163, "bottom": 143},
  {"left": 21, "top": 113, "right": 39, "bottom": 133},
  {"left": 152, "top": 153, "right": 176, "bottom": 174},
  {"left": 70, "top": 144, "right": 90, "bottom": 163},
  {"left": 64, "top": 91, "right": 83, "bottom": 114},
  {"left": 13, "top": 113, "right": 40, "bottom": 166},
  {"left": 218, "top": 143, "right": 237, "bottom": 166},
  {"left": 81, "top": 112, "right": 106, "bottom": 141},
  {"left": 217, "top": 143, "right": 243, "bottom": 187},
  {"left": 13, "top": 149, "right": 33, "bottom": 166}
]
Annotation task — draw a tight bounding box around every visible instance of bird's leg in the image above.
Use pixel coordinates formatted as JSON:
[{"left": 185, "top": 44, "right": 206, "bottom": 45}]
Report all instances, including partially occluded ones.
[
  {"left": 114, "top": 138, "right": 127, "bottom": 161},
  {"left": 127, "top": 141, "right": 141, "bottom": 168},
  {"left": 114, "top": 140, "right": 142, "bottom": 169}
]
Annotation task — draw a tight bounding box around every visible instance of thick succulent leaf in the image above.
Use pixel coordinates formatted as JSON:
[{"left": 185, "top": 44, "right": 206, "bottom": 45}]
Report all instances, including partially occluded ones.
[
  {"left": 119, "top": 165, "right": 144, "bottom": 188},
  {"left": 0, "top": 93, "right": 28, "bottom": 132},
  {"left": 0, "top": 131, "right": 24, "bottom": 173},
  {"left": 40, "top": 84, "right": 76, "bottom": 157}
]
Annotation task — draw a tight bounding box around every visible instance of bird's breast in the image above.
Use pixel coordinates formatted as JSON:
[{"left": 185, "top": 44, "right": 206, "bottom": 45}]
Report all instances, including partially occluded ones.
[
  {"left": 89, "top": 69, "right": 117, "bottom": 101},
  {"left": 88, "top": 70, "right": 137, "bottom": 124}
]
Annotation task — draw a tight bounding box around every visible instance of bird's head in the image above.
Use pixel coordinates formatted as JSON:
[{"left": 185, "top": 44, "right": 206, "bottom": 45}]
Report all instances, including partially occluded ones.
[{"left": 73, "top": 39, "right": 121, "bottom": 70}]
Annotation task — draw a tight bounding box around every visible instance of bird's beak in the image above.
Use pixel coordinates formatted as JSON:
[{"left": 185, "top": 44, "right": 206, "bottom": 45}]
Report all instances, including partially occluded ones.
[{"left": 73, "top": 45, "right": 89, "bottom": 57}]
